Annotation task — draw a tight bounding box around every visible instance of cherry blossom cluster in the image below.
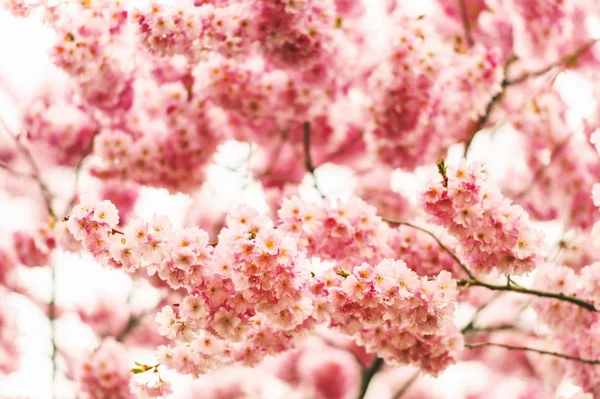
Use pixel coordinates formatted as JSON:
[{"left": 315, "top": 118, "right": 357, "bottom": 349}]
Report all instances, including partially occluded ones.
[
  {"left": 503, "top": 89, "right": 600, "bottom": 230},
  {"left": 554, "top": 229, "right": 600, "bottom": 272},
  {"left": 273, "top": 338, "right": 362, "bottom": 399},
  {"left": 78, "top": 337, "right": 172, "bottom": 399},
  {"left": 422, "top": 159, "right": 545, "bottom": 275},
  {"left": 387, "top": 225, "right": 462, "bottom": 278},
  {"left": 99, "top": 181, "right": 139, "bottom": 226},
  {"left": 354, "top": 169, "right": 415, "bottom": 221},
  {"left": 277, "top": 195, "right": 391, "bottom": 267},
  {"left": 23, "top": 94, "right": 97, "bottom": 167},
  {"left": 133, "top": 2, "right": 255, "bottom": 61},
  {"left": 91, "top": 79, "right": 223, "bottom": 193},
  {"left": 65, "top": 197, "right": 468, "bottom": 379},
  {"left": 12, "top": 217, "right": 82, "bottom": 269},
  {"left": 78, "top": 338, "right": 135, "bottom": 399},
  {"left": 366, "top": 13, "right": 503, "bottom": 171},
  {"left": 66, "top": 199, "right": 314, "bottom": 375},
  {"left": 48, "top": 1, "right": 133, "bottom": 114},
  {"left": 312, "top": 260, "right": 463, "bottom": 375},
  {"left": 251, "top": 0, "right": 338, "bottom": 70},
  {"left": 533, "top": 262, "right": 600, "bottom": 396}
]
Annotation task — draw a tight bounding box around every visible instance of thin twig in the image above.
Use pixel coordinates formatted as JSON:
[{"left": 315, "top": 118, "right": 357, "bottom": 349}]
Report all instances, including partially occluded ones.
[
  {"left": 357, "top": 357, "right": 384, "bottom": 399},
  {"left": 63, "top": 132, "right": 98, "bottom": 216},
  {"left": 458, "top": 0, "right": 474, "bottom": 47},
  {"left": 302, "top": 121, "right": 325, "bottom": 198},
  {"left": 456, "top": 279, "right": 599, "bottom": 312},
  {"left": 506, "top": 39, "right": 600, "bottom": 86},
  {"left": 0, "top": 160, "right": 36, "bottom": 179},
  {"left": 0, "top": 123, "right": 56, "bottom": 217},
  {"left": 383, "top": 218, "right": 474, "bottom": 280},
  {"left": 393, "top": 371, "right": 420, "bottom": 399},
  {"left": 49, "top": 262, "right": 57, "bottom": 399},
  {"left": 465, "top": 342, "right": 600, "bottom": 364},
  {"left": 513, "top": 134, "right": 573, "bottom": 200},
  {"left": 466, "top": 324, "right": 524, "bottom": 334},
  {"left": 317, "top": 129, "right": 364, "bottom": 167},
  {"left": 464, "top": 55, "right": 518, "bottom": 156},
  {"left": 383, "top": 218, "right": 599, "bottom": 313},
  {"left": 461, "top": 292, "right": 503, "bottom": 333}
]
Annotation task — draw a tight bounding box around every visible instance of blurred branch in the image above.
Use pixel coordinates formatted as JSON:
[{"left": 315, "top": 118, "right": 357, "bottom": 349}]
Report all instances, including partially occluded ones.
[
  {"left": 393, "top": 371, "right": 420, "bottom": 399},
  {"left": 49, "top": 262, "right": 57, "bottom": 399},
  {"left": 465, "top": 342, "right": 600, "bottom": 364},
  {"left": 383, "top": 218, "right": 475, "bottom": 280},
  {"left": 506, "top": 39, "right": 600, "bottom": 86},
  {"left": 357, "top": 357, "right": 384, "bottom": 399},
  {"left": 464, "top": 54, "right": 518, "bottom": 156},
  {"left": 458, "top": 0, "right": 474, "bottom": 47},
  {"left": 63, "top": 131, "right": 98, "bottom": 217},
  {"left": 303, "top": 121, "right": 326, "bottom": 198},
  {"left": 317, "top": 129, "right": 364, "bottom": 167},
  {"left": 0, "top": 120, "right": 56, "bottom": 217},
  {"left": 383, "top": 218, "right": 599, "bottom": 312},
  {"left": 457, "top": 278, "right": 599, "bottom": 312},
  {"left": 461, "top": 292, "right": 504, "bottom": 333}
]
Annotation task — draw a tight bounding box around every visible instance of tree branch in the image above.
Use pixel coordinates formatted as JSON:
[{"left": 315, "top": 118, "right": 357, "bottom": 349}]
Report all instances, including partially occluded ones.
[
  {"left": 49, "top": 262, "right": 57, "bottom": 399},
  {"left": 63, "top": 131, "right": 98, "bottom": 217},
  {"left": 465, "top": 342, "right": 600, "bottom": 364},
  {"left": 357, "top": 357, "right": 384, "bottom": 399},
  {"left": 461, "top": 292, "right": 504, "bottom": 333},
  {"left": 383, "top": 218, "right": 599, "bottom": 313},
  {"left": 464, "top": 55, "right": 517, "bottom": 156},
  {"left": 506, "top": 39, "right": 600, "bottom": 86},
  {"left": 382, "top": 218, "right": 475, "bottom": 280},
  {"left": 303, "top": 121, "right": 325, "bottom": 198},
  {"left": 457, "top": 279, "right": 599, "bottom": 312},
  {"left": 458, "top": 0, "right": 474, "bottom": 47},
  {"left": 393, "top": 371, "right": 420, "bottom": 399}
]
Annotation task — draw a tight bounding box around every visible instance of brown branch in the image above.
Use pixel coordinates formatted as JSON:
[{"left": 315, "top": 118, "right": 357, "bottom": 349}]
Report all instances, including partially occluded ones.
[
  {"left": 461, "top": 292, "right": 504, "bottom": 333},
  {"left": 383, "top": 218, "right": 599, "bottom": 313},
  {"left": 317, "top": 129, "right": 364, "bottom": 167},
  {"left": 464, "top": 55, "right": 517, "bottom": 156},
  {"left": 0, "top": 121, "right": 56, "bottom": 217},
  {"left": 382, "top": 218, "right": 475, "bottom": 280},
  {"left": 465, "top": 324, "right": 525, "bottom": 334},
  {"left": 458, "top": 0, "right": 474, "bottom": 47},
  {"left": 506, "top": 39, "right": 600, "bottom": 86},
  {"left": 303, "top": 121, "right": 325, "bottom": 198},
  {"left": 393, "top": 371, "right": 420, "bottom": 399},
  {"left": 457, "top": 279, "right": 599, "bottom": 312},
  {"left": 49, "top": 262, "right": 57, "bottom": 399},
  {"left": 63, "top": 131, "right": 98, "bottom": 217},
  {"left": 465, "top": 342, "right": 600, "bottom": 364},
  {"left": 357, "top": 357, "right": 384, "bottom": 399}
]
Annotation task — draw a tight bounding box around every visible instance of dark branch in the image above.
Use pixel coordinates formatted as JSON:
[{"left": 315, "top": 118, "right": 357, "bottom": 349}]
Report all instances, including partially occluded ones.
[
  {"left": 393, "top": 371, "right": 420, "bottom": 399},
  {"left": 383, "top": 218, "right": 599, "bottom": 313},
  {"left": 302, "top": 121, "right": 325, "bottom": 198},
  {"left": 458, "top": 0, "right": 474, "bottom": 47},
  {"left": 383, "top": 218, "right": 475, "bottom": 280},
  {"left": 357, "top": 357, "right": 384, "bottom": 399},
  {"left": 506, "top": 39, "right": 600, "bottom": 86},
  {"left": 457, "top": 279, "right": 599, "bottom": 312},
  {"left": 465, "top": 342, "right": 600, "bottom": 364},
  {"left": 464, "top": 55, "right": 517, "bottom": 156}
]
